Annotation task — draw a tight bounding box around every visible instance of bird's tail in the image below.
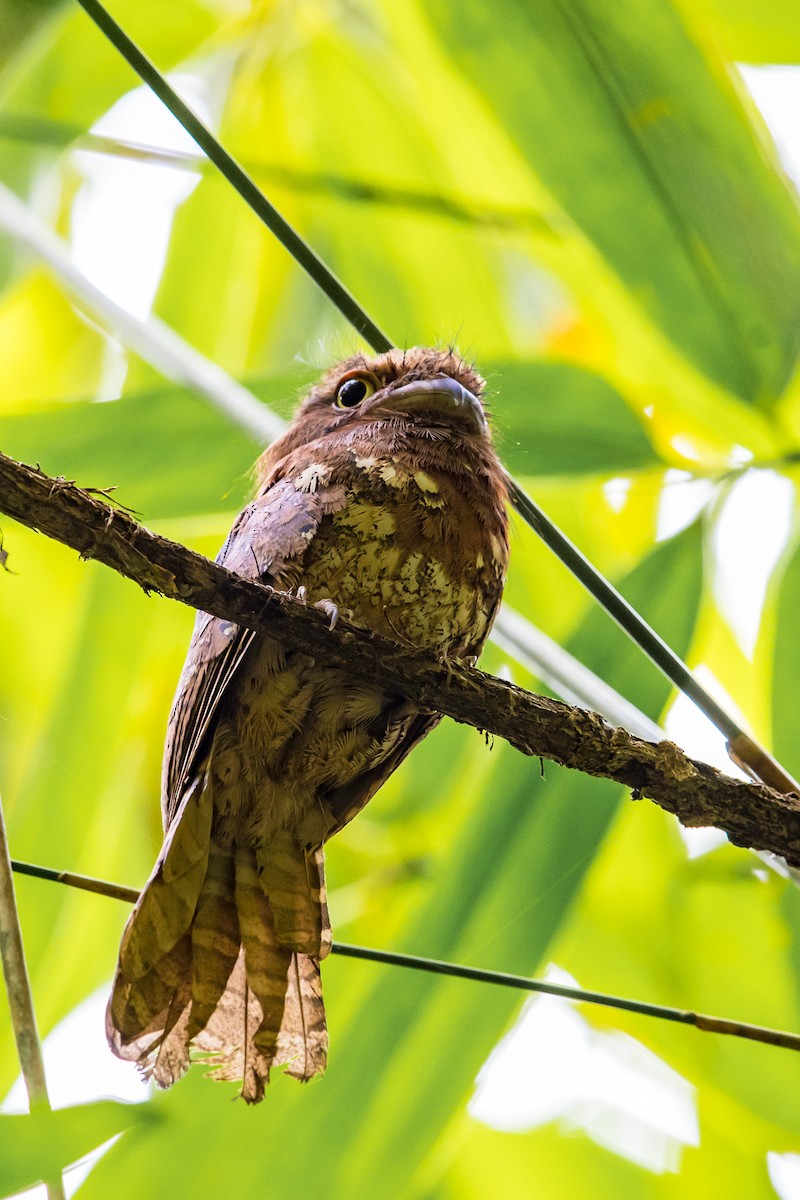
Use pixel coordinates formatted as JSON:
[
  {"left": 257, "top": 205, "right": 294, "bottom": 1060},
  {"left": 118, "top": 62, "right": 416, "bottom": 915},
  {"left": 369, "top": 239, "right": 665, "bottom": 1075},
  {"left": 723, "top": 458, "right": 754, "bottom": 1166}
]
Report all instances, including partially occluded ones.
[{"left": 107, "top": 779, "right": 330, "bottom": 1103}]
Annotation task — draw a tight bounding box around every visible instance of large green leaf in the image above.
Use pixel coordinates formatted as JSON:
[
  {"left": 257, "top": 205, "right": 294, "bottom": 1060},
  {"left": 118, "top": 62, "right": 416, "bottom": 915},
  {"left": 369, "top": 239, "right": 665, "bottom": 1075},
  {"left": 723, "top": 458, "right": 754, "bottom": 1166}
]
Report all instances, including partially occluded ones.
[
  {"left": 0, "top": 0, "right": 66, "bottom": 74},
  {"left": 425, "top": 0, "right": 800, "bottom": 403},
  {"left": 0, "top": 271, "right": 107, "bottom": 407},
  {"left": 443, "top": 1109, "right": 778, "bottom": 1200},
  {"left": 0, "top": 0, "right": 218, "bottom": 122},
  {"left": 148, "top": 0, "right": 614, "bottom": 377},
  {"left": 490, "top": 359, "right": 660, "bottom": 476},
  {"left": 554, "top": 787, "right": 800, "bottom": 1141},
  {"left": 567, "top": 521, "right": 705, "bottom": 715},
  {"left": 0, "top": 536, "right": 199, "bottom": 1094},
  {"left": 0, "top": 377, "right": 303, "bottom": 523},
  {"left": 0, "top": 1101, "right": 153, "bottom": 1198}
]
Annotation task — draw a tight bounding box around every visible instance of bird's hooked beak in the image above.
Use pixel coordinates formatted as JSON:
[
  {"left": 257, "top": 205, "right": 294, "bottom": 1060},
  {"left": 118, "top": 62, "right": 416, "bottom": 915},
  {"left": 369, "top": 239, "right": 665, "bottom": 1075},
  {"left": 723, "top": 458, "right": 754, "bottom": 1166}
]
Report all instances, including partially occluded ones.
[{"left": 370, "top": 377, "right": 488, "bottom": 435}]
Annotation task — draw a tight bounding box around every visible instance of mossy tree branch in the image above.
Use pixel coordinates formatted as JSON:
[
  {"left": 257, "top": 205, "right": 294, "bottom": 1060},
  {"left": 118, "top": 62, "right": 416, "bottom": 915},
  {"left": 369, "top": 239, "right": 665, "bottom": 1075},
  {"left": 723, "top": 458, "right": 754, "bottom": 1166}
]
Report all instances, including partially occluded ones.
[{"left": 2, "top": 449, "right": 799, "bottom": 864}]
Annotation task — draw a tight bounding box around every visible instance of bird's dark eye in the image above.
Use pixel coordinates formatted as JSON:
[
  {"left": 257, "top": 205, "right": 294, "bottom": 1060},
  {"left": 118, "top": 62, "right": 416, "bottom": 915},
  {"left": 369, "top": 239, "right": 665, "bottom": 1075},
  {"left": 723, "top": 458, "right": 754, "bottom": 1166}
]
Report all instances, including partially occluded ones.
[{"left": 334, "top": 374, "right": 377, "bottom": 409}]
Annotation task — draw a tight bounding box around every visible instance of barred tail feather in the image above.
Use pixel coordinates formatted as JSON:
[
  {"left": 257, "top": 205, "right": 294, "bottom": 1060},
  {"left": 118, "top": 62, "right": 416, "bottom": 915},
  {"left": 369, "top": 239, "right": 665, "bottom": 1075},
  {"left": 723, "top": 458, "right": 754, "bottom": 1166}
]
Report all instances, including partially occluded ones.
[
  {"left": 106, "top": 932, "right": 193, "bottom": 1082},
  {"left": 193, "top": 950, "right": 274, "bottom": 1102},
  {"left": 107, "top": 825, "right": 330, "bottom": 1103},
  {"left": 310, "top": 846, "right": 332, "bottom": 959},
  {"left": 277, "top": 952, "right": 328, "bottom": 1080},
  {"left": 188, "top": 843, "right": 240, "bottom": 1038},
  {"left": 106, "top": 773, "right": 211, "bottom": 1079},
  {"left": 234, "top": 849, "right": 293, "bottom": 1074},
  {"left": 118, "top": 776, "right": 212, "bottom": 980},
  {"left": 255, "top": 835, "right": 331, "bottom": 958}
]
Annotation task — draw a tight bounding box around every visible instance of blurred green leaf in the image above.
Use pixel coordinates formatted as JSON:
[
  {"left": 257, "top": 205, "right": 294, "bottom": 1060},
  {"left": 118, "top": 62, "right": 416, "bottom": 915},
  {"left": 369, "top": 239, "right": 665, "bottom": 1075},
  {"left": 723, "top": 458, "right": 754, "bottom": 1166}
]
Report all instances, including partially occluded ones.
[
  {"left": 149, "top": 3, "right": 552, "bottom": 375},
  {"left": 567, "top": 521, "right": 704, "bottom": 714},
  {"left": 442, "top": 1108, "right": 780, "bottom": 1200},
  {"left": 704, "top": 0, "right": 800, "bottom": 63},
  {"left": 425, "top": 0, "right": 800, "bottom": 403},
  {"left": 0, "top": 0, "right": 67, "bottom": 74},
  {"left": 443, "top": 1118, "right": 669, "bottom": 1200},
  {"left": 0, "top": 540, "right": 197, "bottom": 1094},
  {"left": 0, "top": 1100, "right": 153, "bottom": 1198},
  {"left": 490, "top": 359, "right": 660, "bottom": 476},
  {"left": 0, "top": 0, "right": 218, "bottom": 123},
  {"left": 0, "top": 373, "right": 312, "bottom": 523},
  {"left": 771, "top": 533, "right": 800, "bottom": 780},
  {"left": 0, "top": 0, "right": 220, "bottom": 285},
  {"left": 0, "top": 271, "right": 107, "bottom": 407}
]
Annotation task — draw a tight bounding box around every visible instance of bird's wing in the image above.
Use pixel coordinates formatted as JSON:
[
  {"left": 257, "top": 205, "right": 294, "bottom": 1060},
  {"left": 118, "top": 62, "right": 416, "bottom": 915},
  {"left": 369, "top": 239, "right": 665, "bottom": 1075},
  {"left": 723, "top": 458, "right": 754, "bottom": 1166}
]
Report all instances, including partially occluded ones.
[{"left": 162, "top": 476, "right": 347, "bottom": 830}]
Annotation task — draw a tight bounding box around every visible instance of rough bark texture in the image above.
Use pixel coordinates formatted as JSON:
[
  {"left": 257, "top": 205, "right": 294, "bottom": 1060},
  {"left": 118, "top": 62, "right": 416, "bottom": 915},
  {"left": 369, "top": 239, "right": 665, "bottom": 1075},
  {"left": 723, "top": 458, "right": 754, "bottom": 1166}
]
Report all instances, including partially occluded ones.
[{"left": 2, "top": 450, "right": 800, "bottom": 864}]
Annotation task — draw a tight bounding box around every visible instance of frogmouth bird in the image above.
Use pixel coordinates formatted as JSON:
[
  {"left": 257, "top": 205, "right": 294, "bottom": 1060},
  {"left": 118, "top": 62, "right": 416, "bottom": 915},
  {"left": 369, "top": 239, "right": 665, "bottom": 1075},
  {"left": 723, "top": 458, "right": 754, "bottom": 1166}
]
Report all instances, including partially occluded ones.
[{"left": 107, "top": 347, "right": 509, "bottom": 1102}]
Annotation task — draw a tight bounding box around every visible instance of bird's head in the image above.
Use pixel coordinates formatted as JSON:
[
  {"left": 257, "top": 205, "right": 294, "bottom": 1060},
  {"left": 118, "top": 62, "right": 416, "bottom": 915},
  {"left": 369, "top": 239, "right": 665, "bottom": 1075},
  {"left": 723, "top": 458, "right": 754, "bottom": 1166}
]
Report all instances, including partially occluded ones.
[
  {"left": 258, "top": 348, "right": 493, "bottom": 483},
  {"left": 314, "top": 347, "right": 487, "bottom": 436}
]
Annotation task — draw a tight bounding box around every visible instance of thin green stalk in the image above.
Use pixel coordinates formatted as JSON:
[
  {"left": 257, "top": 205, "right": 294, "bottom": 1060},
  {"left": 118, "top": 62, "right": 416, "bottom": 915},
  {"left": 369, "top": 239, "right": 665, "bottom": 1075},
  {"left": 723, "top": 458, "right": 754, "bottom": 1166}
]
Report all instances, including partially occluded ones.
[
  {"left": 11, "top": 857, "right": 800, "bottom": 1054},
  {"left": 0, "top": 815, "right": 65, "bottom": 1200},
  {"left": 334, "top": 943, "right": 800, "bottom": 1052}
]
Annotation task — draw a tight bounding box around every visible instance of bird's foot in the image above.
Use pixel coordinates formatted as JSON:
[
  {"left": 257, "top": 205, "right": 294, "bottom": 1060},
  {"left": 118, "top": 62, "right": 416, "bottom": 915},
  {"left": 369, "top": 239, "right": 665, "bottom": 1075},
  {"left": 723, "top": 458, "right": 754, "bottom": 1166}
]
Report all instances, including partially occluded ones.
[
  {"left": 435, "top": 650, "right": 457, "bottom": 688},
  {"left": 435, "top": 651, "right": 477, "bottom": 688},
  {"left": 295, "top": 586, "right": 339, "bottom": 630},
  {"left": 314, "top": 599, "right": 340, "bottom": 630}
]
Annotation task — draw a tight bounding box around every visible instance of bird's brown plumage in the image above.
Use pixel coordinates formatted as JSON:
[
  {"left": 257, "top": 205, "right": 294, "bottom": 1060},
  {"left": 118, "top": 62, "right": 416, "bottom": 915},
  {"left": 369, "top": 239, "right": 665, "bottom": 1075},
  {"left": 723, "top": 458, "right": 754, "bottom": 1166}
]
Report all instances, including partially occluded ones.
[{"left": 106, "top": 348, "right": 509, "bottom": 1101}]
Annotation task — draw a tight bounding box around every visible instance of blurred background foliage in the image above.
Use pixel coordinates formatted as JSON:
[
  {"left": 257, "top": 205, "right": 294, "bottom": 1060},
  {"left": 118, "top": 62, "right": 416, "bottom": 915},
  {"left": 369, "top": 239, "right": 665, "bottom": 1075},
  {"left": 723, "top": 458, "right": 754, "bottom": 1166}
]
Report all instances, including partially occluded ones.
[{"left": 1, "top": 0, "right": 800, "bottom": 1196}]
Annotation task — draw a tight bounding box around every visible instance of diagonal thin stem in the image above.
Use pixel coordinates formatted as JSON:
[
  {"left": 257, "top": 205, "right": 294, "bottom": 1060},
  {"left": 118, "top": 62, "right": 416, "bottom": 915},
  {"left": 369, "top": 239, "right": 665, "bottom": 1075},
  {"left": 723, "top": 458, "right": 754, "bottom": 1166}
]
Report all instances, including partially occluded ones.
[
  {"left": 10, "top": 857, "right": 800, "bottom": 1054},
  {"left": 69, "top": 0, "right": 799, "bottom": 798},
  {"left": 73, "top": 0, "right": 393, "bottom": 354},
  {"left": 0, "top": 807, "right": 65, "bottom": 1200}
]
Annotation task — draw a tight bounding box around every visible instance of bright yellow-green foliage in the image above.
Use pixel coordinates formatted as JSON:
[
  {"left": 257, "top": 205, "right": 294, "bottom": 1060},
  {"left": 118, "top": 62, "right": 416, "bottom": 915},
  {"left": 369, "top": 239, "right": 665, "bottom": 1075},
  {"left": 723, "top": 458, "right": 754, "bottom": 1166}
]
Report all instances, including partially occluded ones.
[{"left": 1, "top": 0, "right": 800, "bottom": 1196}]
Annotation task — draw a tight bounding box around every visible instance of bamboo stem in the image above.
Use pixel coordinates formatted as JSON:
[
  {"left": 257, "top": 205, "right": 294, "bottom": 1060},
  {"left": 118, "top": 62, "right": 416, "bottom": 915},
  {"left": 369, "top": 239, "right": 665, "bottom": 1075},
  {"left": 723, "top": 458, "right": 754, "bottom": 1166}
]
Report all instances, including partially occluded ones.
[{"left": 0, "top": 800, "right": 65, "bottom": 1200}]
